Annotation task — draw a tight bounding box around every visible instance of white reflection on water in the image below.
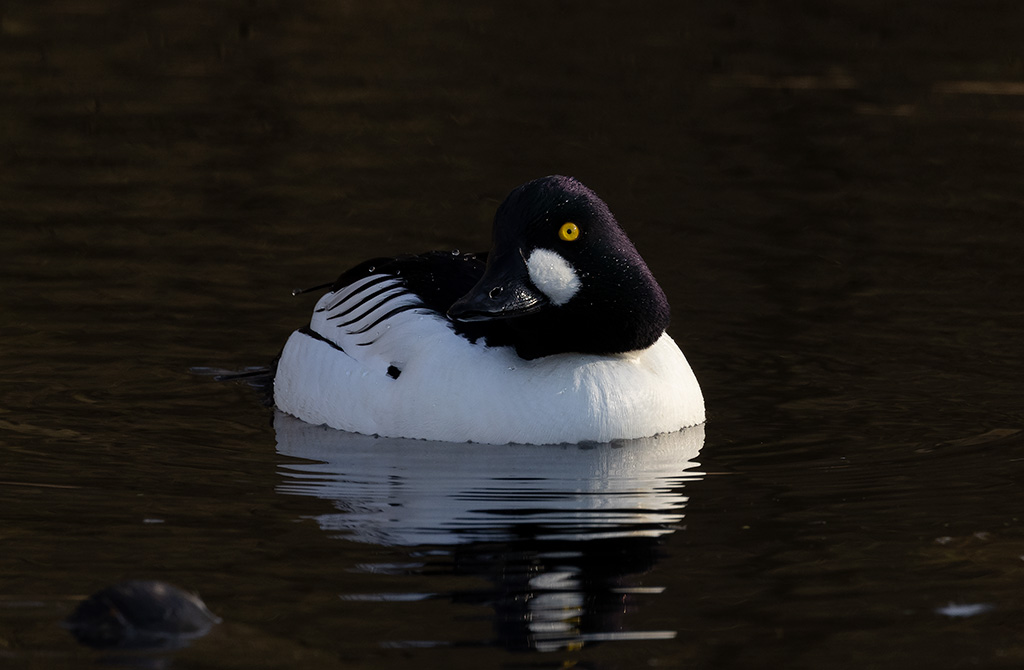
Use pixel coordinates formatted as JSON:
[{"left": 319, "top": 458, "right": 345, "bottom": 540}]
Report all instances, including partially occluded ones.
[
  {"left": 274, "top": 412, "right": 705, "bottom": 652},
  {"left": 274, "top": 412, "right": 705, "bottom": 547}
]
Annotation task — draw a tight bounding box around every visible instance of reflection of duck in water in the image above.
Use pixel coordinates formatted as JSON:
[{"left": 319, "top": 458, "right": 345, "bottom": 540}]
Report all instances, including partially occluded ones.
[
  {"left": 275, "top": 413, "right": 704, "bottom": 651},
  {"left": 274, "top": 175, "right": 704, "bottom": 445}
]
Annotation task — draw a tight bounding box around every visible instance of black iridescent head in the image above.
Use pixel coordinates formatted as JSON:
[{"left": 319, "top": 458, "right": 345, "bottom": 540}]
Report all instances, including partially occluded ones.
[{"left": 448, "top": 175, "right": 670, "bottom": 359}]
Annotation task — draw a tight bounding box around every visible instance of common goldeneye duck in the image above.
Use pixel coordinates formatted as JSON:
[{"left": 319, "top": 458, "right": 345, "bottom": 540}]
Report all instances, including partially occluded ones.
[{"left": 274, "top": 175, "right": 704, "bottom": 444}]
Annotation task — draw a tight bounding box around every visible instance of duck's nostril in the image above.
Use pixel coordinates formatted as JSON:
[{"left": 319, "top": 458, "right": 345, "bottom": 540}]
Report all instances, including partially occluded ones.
[{"left": 488, "top": 286, "right": 503, "bottom": 299}]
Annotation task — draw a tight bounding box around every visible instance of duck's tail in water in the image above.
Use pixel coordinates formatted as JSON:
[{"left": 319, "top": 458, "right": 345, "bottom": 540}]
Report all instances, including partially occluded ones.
[{"left": 190, "top": 361, "right": 277, "bottom": 407}]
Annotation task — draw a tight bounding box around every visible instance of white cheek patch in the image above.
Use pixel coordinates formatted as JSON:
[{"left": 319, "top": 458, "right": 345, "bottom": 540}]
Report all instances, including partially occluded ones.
[{"left": 526, "top": 248, "right": 581, "bottom": 306}]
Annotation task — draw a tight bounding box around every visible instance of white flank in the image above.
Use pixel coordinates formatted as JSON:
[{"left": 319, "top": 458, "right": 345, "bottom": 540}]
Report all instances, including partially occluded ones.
[
  {"left": 274, "top": 277, "right": 705, "bottom": 445},
  {"left": 526, "top": 248, "right": 581, "bottom": 306}
]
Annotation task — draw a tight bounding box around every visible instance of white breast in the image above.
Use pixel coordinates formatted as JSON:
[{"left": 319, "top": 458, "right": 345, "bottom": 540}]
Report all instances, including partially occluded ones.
[{"left": 274, "top": 278, "right": 705, "bottom": 445}]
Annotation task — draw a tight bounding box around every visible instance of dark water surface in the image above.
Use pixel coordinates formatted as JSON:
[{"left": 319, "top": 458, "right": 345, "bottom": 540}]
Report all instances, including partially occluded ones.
[{"left": 3, "top": 1, "right": 1024, "bottom": 668}]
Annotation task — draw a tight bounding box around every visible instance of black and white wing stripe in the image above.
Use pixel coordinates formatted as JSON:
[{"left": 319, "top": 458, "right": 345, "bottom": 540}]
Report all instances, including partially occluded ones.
[
  {"left": 302, "top": 250, "right": 516, "bottom": 352},
  {"left": 315, "top": 273, "right": 430, "bottom": 347}
]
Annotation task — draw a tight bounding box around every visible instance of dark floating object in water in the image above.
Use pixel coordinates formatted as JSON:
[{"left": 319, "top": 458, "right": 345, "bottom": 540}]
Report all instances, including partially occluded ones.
[{"left": 63, "top": 580, "right": 221, "bottom": 650}]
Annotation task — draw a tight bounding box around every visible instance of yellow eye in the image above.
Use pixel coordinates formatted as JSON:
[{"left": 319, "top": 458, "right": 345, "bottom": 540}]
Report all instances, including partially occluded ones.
[{"left": 558, "top": 222, "right": 580, "bottom": 242}]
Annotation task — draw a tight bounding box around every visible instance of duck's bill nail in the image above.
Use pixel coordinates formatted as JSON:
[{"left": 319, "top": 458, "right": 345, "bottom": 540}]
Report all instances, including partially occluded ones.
[{"left": 448, "top": 277, "right": 547, "bottom": 322}]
